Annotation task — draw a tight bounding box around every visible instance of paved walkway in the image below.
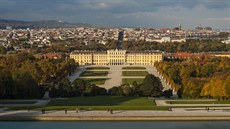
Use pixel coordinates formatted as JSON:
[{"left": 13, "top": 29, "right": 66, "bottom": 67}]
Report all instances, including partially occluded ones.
[
  {"left": 104, "top": 65, "right": 123, "bottom": 89},
  {"left": 68, "top": 67, "right": 85, "bottom": 82},
  {"left": 155, "top": 99, "right": 230, "bottom": 107},
  {"left": 1, "top": 109, "right": 230, "bottom": 117},
  {"left": 146, "top": 66, "right": 171, "bottom": 90}
]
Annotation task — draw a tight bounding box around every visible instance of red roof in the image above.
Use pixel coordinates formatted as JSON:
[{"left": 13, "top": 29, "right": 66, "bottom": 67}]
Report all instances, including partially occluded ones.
[
  {"left": 172, "top": 52, "right": 210, "bottom": 58},
  {"left": 34, "top": 53, "right": 63, "bottom": 59},
  {"left": 173, "top": 52, "right": 193, "bottom": 58}
]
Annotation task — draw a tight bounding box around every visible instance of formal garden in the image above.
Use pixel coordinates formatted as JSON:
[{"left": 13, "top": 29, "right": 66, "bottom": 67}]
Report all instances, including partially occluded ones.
[
  {"left": 85, "top": 67, "right": 110, "bottom": 70},
  {"left": 122, "top": 67, "right": 146, "bottom": 70},
  {"left": 122, "top": 71, "right": 149, "bottom": 76},
  {"left": 80, "top": 71, "right": 109, "bottom": 77}
]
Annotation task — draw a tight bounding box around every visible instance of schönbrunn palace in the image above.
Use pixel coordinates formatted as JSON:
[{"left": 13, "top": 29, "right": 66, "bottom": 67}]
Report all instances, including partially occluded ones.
[{"left": 70, "top": 49, "right": 163, "bottom": 65}]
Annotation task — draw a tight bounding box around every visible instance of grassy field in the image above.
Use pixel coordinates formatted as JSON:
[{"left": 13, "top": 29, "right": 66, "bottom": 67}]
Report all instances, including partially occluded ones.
[
  {"left": 80, "top": 71, "right": 108, "bottom": 77},
  {"left": 78, "top": 78, "right": 107, "bottom": 85},
  {"left": 0, "top": 101, "right": 37, "bottom": 104},
  {"left": 47, "top": 96, "right": 156, "bottom": 106},
  {"left": 122, "top": 67, "right": 146, "bottom": 70},
  {"left": 85, "top": 67, "right": 110, "bottom": 70},
  {"left": 122, "top": 78, "right": 144, "bottom": 84},
  {"left": 166, "top": 100, "right": 230, "bottom": 104},
  {"left": 9, "top": 97, "right": 169, "bottom": 110},
  {"left": 122, "top": 71, "right": 148, "bottom": 76},
  {"left": 9, "top": 106, "right": 168, "bottom": 110}
]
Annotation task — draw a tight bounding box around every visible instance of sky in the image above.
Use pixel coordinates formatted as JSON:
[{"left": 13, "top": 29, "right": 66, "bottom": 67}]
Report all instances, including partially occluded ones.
[{"left": 0, "top": 0, "right": 229, "bottom": 29}]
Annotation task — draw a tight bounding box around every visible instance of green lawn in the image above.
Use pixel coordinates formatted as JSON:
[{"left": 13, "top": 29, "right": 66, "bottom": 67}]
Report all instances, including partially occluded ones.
[
  {"left": 166, "top": 100, "right": 230, "bottom": 104},
  {"left": 122, "top": 78, "right": 144, "bottom": 84},
  {"left": 78, "top": 78, "right": 107, "bottom": 85},
  {"left": 8, "top": 96, "right": 168, "bottom": 110},
  {"left": 80, "top": 71, "right": 108, "bottom": 77},
  {"left": 85, "top": 67, "right": 110, "bottom": 70},
  {"left": 9, "top": 106, "right": 168, "bottom": 110},
  {"left": 47, "top": 96, "right": 155, "bottom": 106},
  {"left": 122, "top": 71, "right": 148, "bottom": 76},
  {"left": 122, "top": 67, "right": 146, "bottom": 70},
  {"left": 0, "top": 101, "right": 37, "bottom": 104}
]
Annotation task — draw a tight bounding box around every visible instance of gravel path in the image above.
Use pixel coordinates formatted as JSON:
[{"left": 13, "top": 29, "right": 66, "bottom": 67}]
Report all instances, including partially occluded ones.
[
  {"left": 104, "top": 65, "right": 123, "bottom": 89},
  {"left": 2, "top": 109, "right": 230, "bottom": 117},
  {"left": 155, "top": 99, "right": 230, "bottom": 107},
  {"left": 68, "top": 67, "right": 85, "bottom": 82},
  {"left": 146, "top": 66, "right": 171, "bottom": 90}
]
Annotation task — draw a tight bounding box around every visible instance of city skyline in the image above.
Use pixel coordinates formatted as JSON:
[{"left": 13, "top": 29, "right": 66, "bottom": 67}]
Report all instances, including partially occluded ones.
[{"left": 0, "top": 0, "right": 229, "bottom": 29}]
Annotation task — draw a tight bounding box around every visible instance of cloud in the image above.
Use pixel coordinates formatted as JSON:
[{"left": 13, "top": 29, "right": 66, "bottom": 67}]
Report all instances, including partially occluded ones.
[
  {"left": 0, "top": 0, "right": 229, "bottom": 29},
  {"left": 206, "top": 18, "right": 230, "bottom": 21}
]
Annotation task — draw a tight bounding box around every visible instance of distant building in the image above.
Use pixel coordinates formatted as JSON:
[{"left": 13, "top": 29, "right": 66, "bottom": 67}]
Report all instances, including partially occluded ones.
[
  {"left": 153, "top": 37, "right": 186, "bottom": 43},
  {"left": 166, "top": 52, "right": 209, "bottom": 59},
  {"left": 195, "top": 26, "right": 212, "bottom": 31},
  {"left": 222, "top": 38, "right": 230, "bottom": 44},
  {"left": 208, "top": 52, "right": 230, "bottom": 58},
  {"left": 6, "top": 26, "right": 12, "bottom": 30},
  {"left": 70, "top": 49, "right": 163, "bottom": 66},
  {"left": 161, "top": 37, "right": 171, "bottom": 42},
  {"left": 34, "top": 53, "right": 63, "bottom": 59}
]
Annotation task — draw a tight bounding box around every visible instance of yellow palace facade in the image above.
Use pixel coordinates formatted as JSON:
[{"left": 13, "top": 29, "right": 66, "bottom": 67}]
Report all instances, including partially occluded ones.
[{"left": 70, "top": 49, "right": 163, "bottom": 65}]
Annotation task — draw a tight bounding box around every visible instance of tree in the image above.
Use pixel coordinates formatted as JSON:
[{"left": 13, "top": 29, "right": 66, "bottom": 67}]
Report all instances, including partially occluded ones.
[
  {"left": 163, "top": 89, "right": 173, "bottom": 98},
  {"left": 209, "top": 77, "right": 226, "bottom": 99},
  {"left": 131, "top": 81, "right": 142, "bottom": 96},
  {"left": 224, "top": 75, "right": 230, "bottom": 98},
  {"left": 177, "top": 87, "right": 183, "bottom": 98},
  {"left": 140, "top": 74, "right": 163, "bottom": 97},
  {"left": 72, "top": 79, "right": 89, "bottom": 96},
  {"left": 13, "top": 71, "right": 42, "bottom": 99},
  {"left": 182, "top": 78, "right": 205, "bottom": 98},
  {"left": 19, "top": 60, "right": 42, "bottom": 84},
  {"left": 121, "top": 84, "right": 134, "bottom": 96},
  {"left": 108, "top": 86, "right": 123, "bottom": 96},
  {"left": 201, "top": 76, "right": 227, "bottom": 100},
  {"left": 200, "top": 81, "right": 211, "bottom": 98},
  {"left": 0, "top": 46, "right": 7, "bottom": 54},
  {"left": 84, "top": 84, "right": 107, "bottom": 96},
  {"left": 108, "top": 87, "right": 120, "bottom": 96},
  {"left": 200, "top": 63, "right": 216, "bottom": 77},
  {"left": 58, "top": 78, "right": 73, "bottom": 97},
  {"left": 72, "top": 79, "right": 107, "bottom": 96},
  {"left": 0, "top": 70, "right": 16, "bottom": 99}
]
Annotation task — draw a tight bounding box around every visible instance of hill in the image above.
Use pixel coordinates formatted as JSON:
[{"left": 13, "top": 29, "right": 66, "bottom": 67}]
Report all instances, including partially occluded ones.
[{"left": 0, "top": 19, "right": 91, "bottom": 29}]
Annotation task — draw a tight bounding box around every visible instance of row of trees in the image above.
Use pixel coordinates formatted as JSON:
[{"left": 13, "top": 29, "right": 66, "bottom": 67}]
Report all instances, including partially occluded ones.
[
  {"left": 36, "top": 39, "right": 230, "bottom": 54},
  {"left": 49, "top": 78, "right": 107, "bottom": 98},
  {"left": 155, "top": 57, "right": 230, "bottom": 99},
  {"left": 0, "top": 52, "right": 77, "bottom": 99},
  {"left": 109, "top": 74, "right": 163, "bottom": 97},
  {"left": 105, "top": 39, "right": 230, "bottom": 53},
  {"left": 49, "top": 74, "right": 165, "bottom": 98}
]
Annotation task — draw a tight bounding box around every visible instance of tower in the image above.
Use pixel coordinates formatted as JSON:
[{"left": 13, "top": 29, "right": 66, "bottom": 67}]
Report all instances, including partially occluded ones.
[
  {"left": 179, "top": 24, "right": 182, "bottom": 30},
  {"left": 116, "top": 31, "right": 124, "bottom": 49}
]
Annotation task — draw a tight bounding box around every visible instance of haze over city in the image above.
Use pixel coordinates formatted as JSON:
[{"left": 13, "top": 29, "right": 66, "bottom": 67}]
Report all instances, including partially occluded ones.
[{"left": 0, "top": 0, "right": 229, "bottom": 29}]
